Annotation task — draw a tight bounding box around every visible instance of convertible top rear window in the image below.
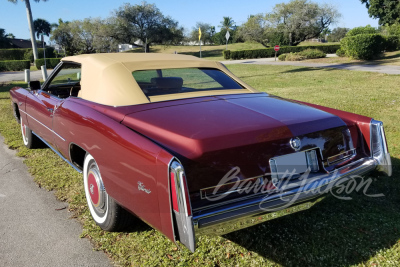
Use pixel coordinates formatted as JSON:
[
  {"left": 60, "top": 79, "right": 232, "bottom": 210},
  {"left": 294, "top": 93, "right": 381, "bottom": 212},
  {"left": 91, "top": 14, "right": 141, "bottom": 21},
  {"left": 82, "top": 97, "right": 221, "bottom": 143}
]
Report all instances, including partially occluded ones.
[{"left": 132, "top": 68, "right": 244, "bottom": 97}]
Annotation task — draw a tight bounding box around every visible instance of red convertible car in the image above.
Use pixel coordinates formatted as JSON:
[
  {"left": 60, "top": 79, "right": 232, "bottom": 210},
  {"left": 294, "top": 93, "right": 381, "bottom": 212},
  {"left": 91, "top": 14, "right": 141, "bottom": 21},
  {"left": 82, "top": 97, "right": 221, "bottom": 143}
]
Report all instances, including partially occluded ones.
[{"left": 10, "top": 53, "right": 391, "bottom": 252}]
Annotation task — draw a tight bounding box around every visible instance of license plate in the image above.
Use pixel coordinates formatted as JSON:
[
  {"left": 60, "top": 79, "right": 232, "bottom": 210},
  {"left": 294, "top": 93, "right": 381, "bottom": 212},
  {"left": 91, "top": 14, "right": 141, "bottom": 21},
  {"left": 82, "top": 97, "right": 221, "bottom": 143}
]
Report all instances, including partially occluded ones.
[{"left": 270, "top": 151, "right": 308, "bottom": 179}]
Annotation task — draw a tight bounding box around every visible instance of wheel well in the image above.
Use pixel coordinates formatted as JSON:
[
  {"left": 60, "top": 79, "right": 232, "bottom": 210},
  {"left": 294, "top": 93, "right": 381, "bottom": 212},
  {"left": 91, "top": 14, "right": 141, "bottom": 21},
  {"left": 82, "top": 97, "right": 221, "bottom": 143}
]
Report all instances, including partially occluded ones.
[
  {"left": 12, "top": 103, "right": 20, "bottom": 123},
  {"left": 69, "top": 143, "right": 86, "bottom": 171}
]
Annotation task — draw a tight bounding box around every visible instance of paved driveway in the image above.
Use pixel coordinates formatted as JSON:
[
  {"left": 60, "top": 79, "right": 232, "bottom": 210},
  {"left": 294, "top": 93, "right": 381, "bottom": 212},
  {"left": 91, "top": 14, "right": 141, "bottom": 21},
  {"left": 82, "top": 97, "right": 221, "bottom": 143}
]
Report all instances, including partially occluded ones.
[{"left": 0, "top": 135, "right": 112, "bottom": 267}]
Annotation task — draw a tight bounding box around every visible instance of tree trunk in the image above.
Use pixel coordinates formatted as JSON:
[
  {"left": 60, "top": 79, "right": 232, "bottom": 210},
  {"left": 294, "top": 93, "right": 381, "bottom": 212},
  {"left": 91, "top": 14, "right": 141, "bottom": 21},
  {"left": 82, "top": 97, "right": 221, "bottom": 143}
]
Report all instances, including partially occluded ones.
[
  {"left": 289, "top": 32, "right": 293, "bottom": 46},
  {"left": 25, "top": 0, "right": 38, "bottom": 62}
]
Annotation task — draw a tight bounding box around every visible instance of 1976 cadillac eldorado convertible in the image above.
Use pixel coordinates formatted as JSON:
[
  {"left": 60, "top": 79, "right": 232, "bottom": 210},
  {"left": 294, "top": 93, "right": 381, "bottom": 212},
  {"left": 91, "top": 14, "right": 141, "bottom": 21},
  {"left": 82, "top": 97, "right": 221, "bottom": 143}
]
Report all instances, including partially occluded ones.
[{"left": 10, "top": 53, "right": 392, "bottom": 252}]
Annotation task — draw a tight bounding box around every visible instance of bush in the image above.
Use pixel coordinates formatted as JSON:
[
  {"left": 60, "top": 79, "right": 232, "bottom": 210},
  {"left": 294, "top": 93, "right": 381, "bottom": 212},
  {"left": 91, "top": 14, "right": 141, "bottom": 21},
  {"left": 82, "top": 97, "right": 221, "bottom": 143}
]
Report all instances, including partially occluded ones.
[
  {"left": 0, "top": 49, "right": 27, "bottom": 60},
  {"left": 384, "top": 35, "right": 400, "bottom": 51},
  {"left": 298, "top": 49, "right": 326, "bottom": 59},
  {"left": 24, "top": 47, "right": 56, "bottom": 63},
  {"left": 346, "top": 25, "right": 377, "bottom": 37},
  {"left": 278, "top": 54, "right": 287, "bottom": 61},
  {"left": 340, "top": 34, "right": 385, "bottom": 60},
  {"left": 0, "top": 60, "right": 30, "bottom": 71},
  {"left": 285, "top": 53, "right": 305, "bottom": 61},
  {"left": 223, "top": 50, "right": 231, "bottom": 60},
  {"left": 35, "top": 58, "right": 61, "bottom": 69},
  {"left": 336, "top": 48, "right": 346, "bottom": 57},
  {"left": 224, "top": 44, "right": 340, "bottom": 60}
]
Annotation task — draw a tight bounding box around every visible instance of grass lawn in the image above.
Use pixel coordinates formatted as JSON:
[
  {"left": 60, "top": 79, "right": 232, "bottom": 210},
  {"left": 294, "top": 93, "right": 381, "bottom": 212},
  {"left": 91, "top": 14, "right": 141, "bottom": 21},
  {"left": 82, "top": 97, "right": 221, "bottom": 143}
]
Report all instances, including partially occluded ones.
[{"left": 0, "top": 65, "right": 399, "bottom": 266}]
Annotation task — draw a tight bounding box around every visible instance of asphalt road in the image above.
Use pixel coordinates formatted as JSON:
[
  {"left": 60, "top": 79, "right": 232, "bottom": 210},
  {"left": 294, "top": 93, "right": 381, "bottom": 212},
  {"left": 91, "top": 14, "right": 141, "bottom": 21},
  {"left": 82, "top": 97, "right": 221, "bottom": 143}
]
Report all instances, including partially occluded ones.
[
  {"left": 220, "top": 58, "right": 400, "bottom": 75},
  {"left": 0, "top": 70, "right": 46, "bottom": 83},
  {"left": 0, "top": 135, "right": 112, "bottom": 267}
]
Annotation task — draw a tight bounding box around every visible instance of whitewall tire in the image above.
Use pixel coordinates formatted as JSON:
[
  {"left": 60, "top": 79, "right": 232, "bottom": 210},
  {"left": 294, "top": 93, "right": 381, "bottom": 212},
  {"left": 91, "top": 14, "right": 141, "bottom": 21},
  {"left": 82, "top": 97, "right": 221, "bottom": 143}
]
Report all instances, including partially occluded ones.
[{"left": 83, "top": 153, "right": 133, "bottom": 231}]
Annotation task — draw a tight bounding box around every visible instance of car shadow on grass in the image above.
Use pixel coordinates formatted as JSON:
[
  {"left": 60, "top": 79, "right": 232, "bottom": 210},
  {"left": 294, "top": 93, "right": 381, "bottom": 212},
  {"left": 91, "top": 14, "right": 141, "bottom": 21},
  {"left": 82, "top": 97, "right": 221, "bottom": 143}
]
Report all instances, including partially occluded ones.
[{"left": 223, "top": 157, "right": 400, "bottom": 266}]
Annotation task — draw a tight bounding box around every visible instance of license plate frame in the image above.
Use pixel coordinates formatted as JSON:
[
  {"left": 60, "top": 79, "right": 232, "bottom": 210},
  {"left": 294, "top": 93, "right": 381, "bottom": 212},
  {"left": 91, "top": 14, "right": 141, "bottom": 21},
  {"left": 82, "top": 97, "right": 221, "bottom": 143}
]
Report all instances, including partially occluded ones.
[{"left": 270, "top": 151, "right": 309, "bottom": 179}]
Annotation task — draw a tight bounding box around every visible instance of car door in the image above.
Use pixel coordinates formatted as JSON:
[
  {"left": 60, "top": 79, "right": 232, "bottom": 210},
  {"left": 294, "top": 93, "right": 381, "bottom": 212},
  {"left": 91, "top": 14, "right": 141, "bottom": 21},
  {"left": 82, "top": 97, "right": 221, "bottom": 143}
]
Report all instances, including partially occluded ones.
[{"left": 25, "top": 62, "right": 82, "bottom": 147}]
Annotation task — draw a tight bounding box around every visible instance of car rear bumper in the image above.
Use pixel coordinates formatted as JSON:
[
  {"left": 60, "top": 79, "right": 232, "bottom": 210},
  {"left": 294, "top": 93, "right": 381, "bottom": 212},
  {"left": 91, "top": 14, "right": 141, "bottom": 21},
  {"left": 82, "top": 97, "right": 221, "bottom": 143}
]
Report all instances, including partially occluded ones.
[{"left": 193, "top": 157, "right": 379, "bottom": 236}]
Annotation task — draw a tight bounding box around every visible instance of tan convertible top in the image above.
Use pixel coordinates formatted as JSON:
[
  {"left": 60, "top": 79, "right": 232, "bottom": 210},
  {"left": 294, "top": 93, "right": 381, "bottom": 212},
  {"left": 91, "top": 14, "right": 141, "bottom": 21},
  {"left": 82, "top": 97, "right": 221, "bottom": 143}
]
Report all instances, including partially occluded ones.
[{"left": 62, "top": 53, "right": 256, "bottom": 106}]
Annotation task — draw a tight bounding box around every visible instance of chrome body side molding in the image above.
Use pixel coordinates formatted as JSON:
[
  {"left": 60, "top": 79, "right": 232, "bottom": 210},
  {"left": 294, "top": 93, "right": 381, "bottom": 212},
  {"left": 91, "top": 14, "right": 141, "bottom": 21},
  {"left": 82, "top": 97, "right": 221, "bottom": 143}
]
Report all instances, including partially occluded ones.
[{"left": 32, "top": 132, "right": 82, "bottom": 173}]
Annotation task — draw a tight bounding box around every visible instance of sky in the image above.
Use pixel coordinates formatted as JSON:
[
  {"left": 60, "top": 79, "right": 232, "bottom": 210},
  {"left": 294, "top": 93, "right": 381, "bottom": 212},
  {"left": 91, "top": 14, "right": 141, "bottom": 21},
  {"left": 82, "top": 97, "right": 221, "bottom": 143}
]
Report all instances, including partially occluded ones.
[{"left": 0, "top": 0, "right": 378, "bottom": 44}]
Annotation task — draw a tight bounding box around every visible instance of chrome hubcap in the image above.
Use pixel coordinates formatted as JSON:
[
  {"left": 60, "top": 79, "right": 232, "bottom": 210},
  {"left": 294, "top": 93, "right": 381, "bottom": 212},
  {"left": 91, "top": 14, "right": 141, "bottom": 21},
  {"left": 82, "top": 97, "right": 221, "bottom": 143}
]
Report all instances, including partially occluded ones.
[{"left": 87, "top": 166, "right": 106, "bottom": 214}]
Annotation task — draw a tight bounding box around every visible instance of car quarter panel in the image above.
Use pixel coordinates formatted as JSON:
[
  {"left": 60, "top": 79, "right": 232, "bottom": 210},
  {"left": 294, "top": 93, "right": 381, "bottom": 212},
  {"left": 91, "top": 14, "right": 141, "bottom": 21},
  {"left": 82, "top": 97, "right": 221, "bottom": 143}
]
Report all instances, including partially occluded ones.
[
  {"left": 10, "top": 87, "right": 29, "bottom": 123},
  {"left": 52, "top": 99, "right": 172, "bottom": 235},
  {"left": 295, "top": 100, "right": 373, "bottom": 153}
]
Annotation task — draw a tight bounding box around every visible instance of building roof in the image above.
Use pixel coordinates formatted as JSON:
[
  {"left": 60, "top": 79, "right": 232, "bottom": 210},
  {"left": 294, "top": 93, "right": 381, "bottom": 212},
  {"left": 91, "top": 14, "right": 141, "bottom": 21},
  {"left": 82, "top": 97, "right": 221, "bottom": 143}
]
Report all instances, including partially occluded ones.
[{"left": 9, "top": 38, "right": 32, "bottom": 49}]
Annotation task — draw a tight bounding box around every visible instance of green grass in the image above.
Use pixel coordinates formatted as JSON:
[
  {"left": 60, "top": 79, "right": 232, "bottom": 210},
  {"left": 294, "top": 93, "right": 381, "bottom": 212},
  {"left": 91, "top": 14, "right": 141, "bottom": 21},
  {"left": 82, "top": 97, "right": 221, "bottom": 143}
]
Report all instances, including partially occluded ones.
[{"left": 1, "top": 65, "right": 400, "bottom": 266}]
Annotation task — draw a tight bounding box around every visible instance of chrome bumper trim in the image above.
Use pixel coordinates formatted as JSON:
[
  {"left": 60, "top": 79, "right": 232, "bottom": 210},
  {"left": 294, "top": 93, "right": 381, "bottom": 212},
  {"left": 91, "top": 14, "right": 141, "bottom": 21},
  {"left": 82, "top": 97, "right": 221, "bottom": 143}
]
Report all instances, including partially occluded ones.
[{"left": 193, "top": 157, "right": 377, "bottom": 236}]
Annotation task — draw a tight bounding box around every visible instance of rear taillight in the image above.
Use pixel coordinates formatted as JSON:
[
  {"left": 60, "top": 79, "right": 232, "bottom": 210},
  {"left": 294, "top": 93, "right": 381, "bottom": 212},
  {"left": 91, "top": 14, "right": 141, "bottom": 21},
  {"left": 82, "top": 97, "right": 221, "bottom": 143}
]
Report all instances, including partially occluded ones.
[
  {"left": 170, "top": 161, "right": 192, "bottom": 216},
  {"left": 370, "top": 120, "right": 392, "bottom": 176},
  {"left": 169, "top": 160, "right": 195, "bottom": 252},
  {"left": 170, "top": 171, "right": 179, "bottom": 213}
]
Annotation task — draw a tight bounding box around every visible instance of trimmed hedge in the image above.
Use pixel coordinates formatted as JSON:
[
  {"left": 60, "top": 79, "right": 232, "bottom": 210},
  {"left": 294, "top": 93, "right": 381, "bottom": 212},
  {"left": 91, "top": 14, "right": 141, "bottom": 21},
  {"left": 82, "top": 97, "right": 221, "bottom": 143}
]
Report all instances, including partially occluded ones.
[
  {"left": 0, "top": 49, "right": 27, "bottom": 60},
  {"left": 223, "top": 44, "right": 340, "bottom": 60},
  {"left": 384, "top": 35, "right": 400, "bottom": 51},
  {"left": 25, "top": 48, "right": 56, "bottom": 63},
  {"left": 0, "top": 60, "right": 30, "bottom": 71},
  {"left": 340, "top": 34, "right": 385, "bottom": 60},
  {"left": 0, "top": 47, "right": 56, "bottom": 62},
  {"left": 35, "top": 58, "right": 61, "bottom": 69}
]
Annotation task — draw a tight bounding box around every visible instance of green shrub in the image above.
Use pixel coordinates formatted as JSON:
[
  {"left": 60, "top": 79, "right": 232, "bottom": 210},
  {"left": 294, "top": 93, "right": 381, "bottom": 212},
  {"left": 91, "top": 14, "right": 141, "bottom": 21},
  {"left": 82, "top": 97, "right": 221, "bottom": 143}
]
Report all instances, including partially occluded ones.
[
  {"left": 24, "top": 47, "right": 56, "bottom": 62},
  {"left": 223, "top": 50, "right": 231, "bottom": 60},
  {"left": 298, "top": 49, "right": 326, "bottom": 59},
  {"left": 278, "top": 54, "right": 287, "bottom": 61},
  {"left": 336, "top": 48, "right": 346, "bottom": 57},
  {"left": 384, "top": 35, "right": 400, "bottom": 51},
  {"left": 0, "top": 49, "right": 27, "bottom": 60},
  {"left": 35, "top": 58, "right": 61, "bottom": 69},
  {"left": 285, "top": 52, "right": 305, "bottom": 61},
  {"left": 223, "top": 44, "right": 340, "bottom": 60},
  {"left": 340, "top": 34, "right": 385, "bottom": 60},
  {"left": 0, "top": 60, "right": 30, "bottom": 71},
  {"left": 346, "top": 25, "right": 377, "bottom": 37}
]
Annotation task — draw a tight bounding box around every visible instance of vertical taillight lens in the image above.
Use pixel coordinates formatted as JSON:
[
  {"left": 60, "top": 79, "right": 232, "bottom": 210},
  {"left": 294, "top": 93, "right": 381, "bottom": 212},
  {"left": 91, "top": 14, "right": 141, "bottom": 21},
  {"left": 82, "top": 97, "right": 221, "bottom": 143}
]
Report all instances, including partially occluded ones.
[
  {"left": 170, "top": 161, "right": 192, "bottom": 216},
  {"left": 169, "top": 160, "right": 196, "bottom": 252},
  {"left": 170, "top": 171, "right": 179, "bottom": 213}
]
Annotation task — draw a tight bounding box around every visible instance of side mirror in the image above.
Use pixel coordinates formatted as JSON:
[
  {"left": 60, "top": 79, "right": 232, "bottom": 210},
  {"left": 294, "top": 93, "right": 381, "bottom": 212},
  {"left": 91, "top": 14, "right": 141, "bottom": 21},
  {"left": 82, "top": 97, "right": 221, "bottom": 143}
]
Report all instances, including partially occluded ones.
[{"left": 29, "top": 81, "right": 41, "bottom": 90}]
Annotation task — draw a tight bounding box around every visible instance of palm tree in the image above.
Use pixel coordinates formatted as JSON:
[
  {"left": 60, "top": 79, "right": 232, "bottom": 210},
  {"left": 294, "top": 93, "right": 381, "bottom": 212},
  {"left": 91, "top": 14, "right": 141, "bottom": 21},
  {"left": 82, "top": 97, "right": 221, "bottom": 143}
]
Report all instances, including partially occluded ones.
[
  {"left": 220, "top": 17, "right": 235, "bottom": 31},
  {"left": 34, "top": 18, "right": 51, "bottom": 39},
  {"left": 7, "top": 0, "right": 48, "bottom": 62}
]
